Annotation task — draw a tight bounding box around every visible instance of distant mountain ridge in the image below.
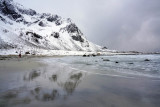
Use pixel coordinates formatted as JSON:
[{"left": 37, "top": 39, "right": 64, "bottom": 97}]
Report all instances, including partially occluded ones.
[{"left": 0, "top": 0, "right": 101, "bottom": 55}]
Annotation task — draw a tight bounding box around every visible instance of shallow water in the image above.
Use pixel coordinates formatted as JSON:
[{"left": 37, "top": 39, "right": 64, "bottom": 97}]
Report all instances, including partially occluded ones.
[{"left": 0, "top": 55, "right": 160, "bottom": 107}]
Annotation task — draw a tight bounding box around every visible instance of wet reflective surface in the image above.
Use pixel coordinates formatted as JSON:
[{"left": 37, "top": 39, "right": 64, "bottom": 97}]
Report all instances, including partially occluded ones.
[
  {"left": 0, "top": 59, "right": 86, "bottom": 107},
  {"left": 0, "top": 55, "right": 160, "bottom": 107}
]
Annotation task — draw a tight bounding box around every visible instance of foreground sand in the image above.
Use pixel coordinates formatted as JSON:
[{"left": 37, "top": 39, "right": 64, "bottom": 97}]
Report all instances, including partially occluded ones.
[{"left": 0, "top": 56, "right": 160, "bottom": 107}]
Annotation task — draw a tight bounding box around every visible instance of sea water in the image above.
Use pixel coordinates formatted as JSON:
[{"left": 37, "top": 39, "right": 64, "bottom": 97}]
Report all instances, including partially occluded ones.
[{"left": 51, "top": 54, "right": 160, "bottom": 79}]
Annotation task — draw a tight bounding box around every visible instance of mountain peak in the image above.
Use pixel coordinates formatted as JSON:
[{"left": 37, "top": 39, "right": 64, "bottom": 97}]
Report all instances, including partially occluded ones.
[{"left": 0, "top": 0, "right": 101, "bottom": 55}]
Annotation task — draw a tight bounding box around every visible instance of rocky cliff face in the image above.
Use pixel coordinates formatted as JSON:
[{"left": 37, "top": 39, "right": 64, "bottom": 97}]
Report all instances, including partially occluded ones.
[{"left": 0, "top": 0, "right": 101, "bottom": 54}]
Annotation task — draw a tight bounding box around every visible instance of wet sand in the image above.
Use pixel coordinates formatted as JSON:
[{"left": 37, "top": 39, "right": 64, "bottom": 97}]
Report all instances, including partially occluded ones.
[{"left": 0, "top": 56, "right": 160, "bottom": 107}]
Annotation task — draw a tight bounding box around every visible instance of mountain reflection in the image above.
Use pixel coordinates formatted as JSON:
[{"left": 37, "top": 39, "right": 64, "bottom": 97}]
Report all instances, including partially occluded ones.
[
  {"left": 0, "top": 65, "right": 86, "bottom": 106},
  {"left": 30, "top": 87, "right": 59, "bottom": 101},
  {"left": 24, "top": 70, "right": 41, "bottom": 81},
  {"left": 64, "top": 73, "right": 83, "bottom": 94},
  {"left": 49, "top": 74, "right": 57, "bottom": 82}
]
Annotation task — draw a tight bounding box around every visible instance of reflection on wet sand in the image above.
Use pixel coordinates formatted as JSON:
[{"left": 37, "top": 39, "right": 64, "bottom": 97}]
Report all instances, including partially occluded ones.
[
  {"left": 30, "top": 87, "right": 59, "bottom": 101},
  {"left": 0, "top": 90, "right": 31, "bottom": 106},
  {"left": 24, "top": 70, "right": 41, "bottom": 81},
  {"left": 0, "top": 63, "right": 85, "bottom": 106},
  {"left": 1, "top": 56, "right": 160, "bottom": 107},
  {"left": 49, "top": 74, "right": 57, "bottom": 82},
  {"left": 64, "top": 73, "right": 83, "bottom": 94},
  {"left": 42, "top": 90, "right": 59, "bottom": 101},
  {"left": 3, "top": 91, "right": 18, "bottom": 99}
]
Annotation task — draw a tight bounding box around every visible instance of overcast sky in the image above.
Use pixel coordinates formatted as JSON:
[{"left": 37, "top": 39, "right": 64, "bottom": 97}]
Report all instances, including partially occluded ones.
[{"left": 15, "top": 0, "right": 160, "bottom": 52}]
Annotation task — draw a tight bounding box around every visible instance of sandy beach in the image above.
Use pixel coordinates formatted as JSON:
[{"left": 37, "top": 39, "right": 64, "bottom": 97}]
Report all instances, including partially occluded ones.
[{"left": 0, "top": 55, "right": 160, "bottom": 107}]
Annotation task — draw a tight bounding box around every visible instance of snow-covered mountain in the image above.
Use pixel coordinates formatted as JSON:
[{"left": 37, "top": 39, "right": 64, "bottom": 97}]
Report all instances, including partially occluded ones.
[{"left": 0, "top": 0, "right": 101, "bottom": 55}]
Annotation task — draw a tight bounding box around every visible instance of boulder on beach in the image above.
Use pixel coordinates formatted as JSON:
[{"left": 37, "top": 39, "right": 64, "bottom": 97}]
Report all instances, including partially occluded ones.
[
  {"left": 144, "top": 59, "right": 150, "bottom": 61},
  {"left": 25, "top": 51, "right": 30, "bottom": 55},
  {"left": 92, "top": 54, "right": 96, "bottom": 57},
  {"left": 83, "top": 54, "right": 86, "bottom": 57},
  {"left": 128, "top": 62, "right": 134, "bottom": 64}
]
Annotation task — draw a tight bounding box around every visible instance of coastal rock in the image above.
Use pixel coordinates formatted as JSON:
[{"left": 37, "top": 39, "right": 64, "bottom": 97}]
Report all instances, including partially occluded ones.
[
  {"left": 144, "top": 59, "right": 150, "bottom": 61},
  {"left": 92, "top": 54, "right": 96, "bottom": 57},
  {"left": 25, "top": 51, "right": 30, "bottom": 55},
  {"left": 83, "top": 54, "right": 86, "bottom": 57},
  {"left": 128, "top": 62, "right": 134, "bottom": 64}
]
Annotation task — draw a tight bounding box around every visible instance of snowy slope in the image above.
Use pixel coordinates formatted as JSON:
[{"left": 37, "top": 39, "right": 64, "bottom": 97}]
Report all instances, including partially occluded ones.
[{"left": 0, "top": 0, "right": 102, "bottom": 55}]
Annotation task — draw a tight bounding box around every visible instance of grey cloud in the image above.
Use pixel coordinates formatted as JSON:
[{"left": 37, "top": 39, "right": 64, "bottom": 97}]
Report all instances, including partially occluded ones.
[{"left": 15, "top": 0, "right": 160, "bottom": 52}]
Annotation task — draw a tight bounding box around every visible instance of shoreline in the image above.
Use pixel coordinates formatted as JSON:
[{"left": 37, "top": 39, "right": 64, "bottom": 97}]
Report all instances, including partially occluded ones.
[
  {"left": 0, "top": 48, "right": 159, "bottom": 57},
  {"left": 0, "top": 49, "right": 143, "bottom": 56},
  {"left": 0, "top": 52, "right": 159, "bottom": 60}
]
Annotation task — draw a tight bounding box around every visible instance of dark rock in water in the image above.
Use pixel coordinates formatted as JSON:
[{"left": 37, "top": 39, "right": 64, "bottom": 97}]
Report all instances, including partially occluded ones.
[
  {"left": 115, "top": 61, "right": 119, "bottom": 63},
  {"left": 103, "top": 59, "right": 110, "bottom": 61},
  {"left": 128, "top": 62, "right": 134, "bottom": 64},
  {"left": 144, "top": 59, "right": 150, "bottom": 61},
  {"left": 95, "top": 60, "right": 98, "bottom": 62}
]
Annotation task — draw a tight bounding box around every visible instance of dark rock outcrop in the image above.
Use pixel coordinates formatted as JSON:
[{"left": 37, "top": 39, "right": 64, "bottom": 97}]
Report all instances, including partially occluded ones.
[
  {"left": 39, "top": 21, "right": 46, "bottom": 27},
  {"left": 0, "top": 15, "right": 6, "bottom": 22},
  {"left": 0, "top": 0, "right": 22, "bottom": 20},
  {"left": 66, "top": 23, "right": 80, "bottom": 34},
  {"left": 26, "top": 32, "right": 42, "bottom": 39},
  {"left": 83, "top": 54, "right": 86, "bottom": 57},
  {"left": 18, "top": 8, "right": 36, "bottom": 16},
  {"left": 55, "top": 20, "right": 62, "bottom": 26},
  {"left": 72, "top": 35, "right": 84, "bottom": 42},
  {"left": 47, "top": 15, "right": 59, "bottom": 22},
  {"left": 51, "top": 32, "right": 59, "bottom": 38},
  {"left": 25, "top": 51, "right": 30, "bottom": 55}
]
